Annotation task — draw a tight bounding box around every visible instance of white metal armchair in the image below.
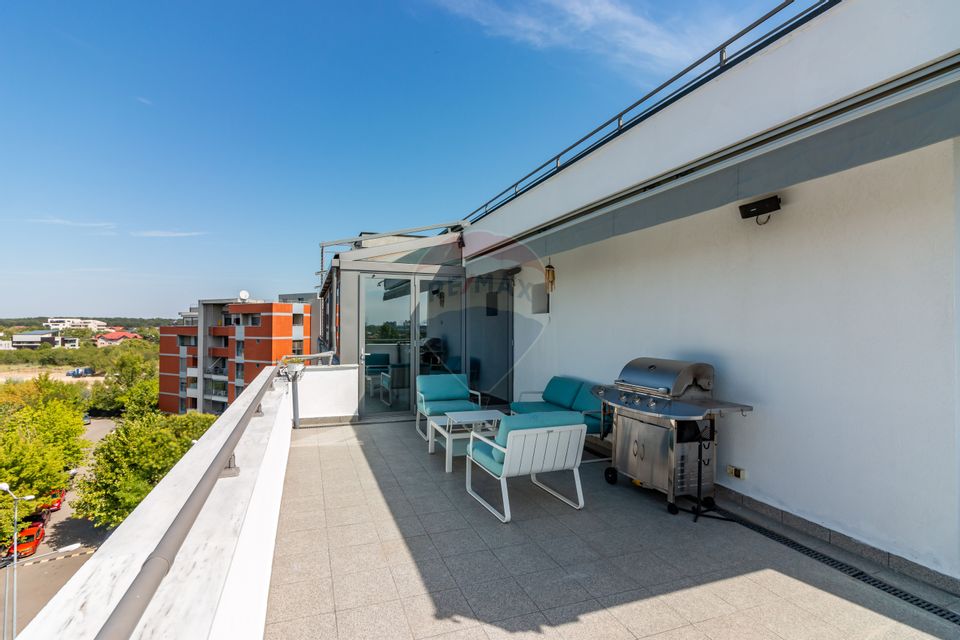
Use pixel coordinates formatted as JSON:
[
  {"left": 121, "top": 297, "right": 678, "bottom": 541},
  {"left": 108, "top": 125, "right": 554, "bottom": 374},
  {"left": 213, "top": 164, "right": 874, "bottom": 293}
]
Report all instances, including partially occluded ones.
[{"left": 466, "top": 411, "right": 586, "bottom": 523}]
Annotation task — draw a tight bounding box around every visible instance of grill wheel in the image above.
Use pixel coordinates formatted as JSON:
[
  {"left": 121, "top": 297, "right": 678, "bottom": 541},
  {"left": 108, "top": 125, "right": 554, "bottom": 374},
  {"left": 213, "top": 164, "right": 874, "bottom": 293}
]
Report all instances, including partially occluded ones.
[{"left": 604, "top": 467, "right": 618, "bottom": 484}]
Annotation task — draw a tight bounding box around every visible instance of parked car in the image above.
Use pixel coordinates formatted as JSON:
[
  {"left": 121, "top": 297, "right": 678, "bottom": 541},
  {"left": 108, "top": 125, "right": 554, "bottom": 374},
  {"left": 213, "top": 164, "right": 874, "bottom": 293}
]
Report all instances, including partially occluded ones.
[
  {"left": 82, "top": 413, "right": 91, "bottom": 425},
  {"left": 23, "top": 509, "right": 51, "bottom": 527},
  {"left": 6, "top": 524, "right": 44, "bottom": 558},
  {"left": 40, "top": 489, "right": 67, "bottom": 512},
  {"left": 66, "top": 367, "right": 95, "bottom": 378}
]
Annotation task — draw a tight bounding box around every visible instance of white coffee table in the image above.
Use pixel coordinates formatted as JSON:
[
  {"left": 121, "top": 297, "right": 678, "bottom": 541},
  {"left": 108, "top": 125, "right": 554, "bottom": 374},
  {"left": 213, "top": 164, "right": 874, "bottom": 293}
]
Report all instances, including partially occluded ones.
[{"left": 428, "top": 409, "right": 506, "bottom": 473}]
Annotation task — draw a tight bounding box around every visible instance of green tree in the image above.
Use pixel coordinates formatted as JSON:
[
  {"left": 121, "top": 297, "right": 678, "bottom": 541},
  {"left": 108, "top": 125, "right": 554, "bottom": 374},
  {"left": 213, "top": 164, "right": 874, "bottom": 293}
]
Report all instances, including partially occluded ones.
[
  {"left": 118, "top": 377, "right": 159, "bottom": 419},
  {"left": 88, "top": 350, "right": 158, "bottom": 415},
  {"left": 73, "top": 412, "right": 216, "bottom": 527},
  {"left": 0, "top": 399, "right": 88, "bottom": 542}
]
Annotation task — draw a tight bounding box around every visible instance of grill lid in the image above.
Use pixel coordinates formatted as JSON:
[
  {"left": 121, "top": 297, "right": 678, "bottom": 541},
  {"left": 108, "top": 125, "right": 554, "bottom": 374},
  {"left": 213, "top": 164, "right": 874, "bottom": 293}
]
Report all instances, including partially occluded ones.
[{"left": 616, "top": 357, "right": 714, "bottom": 398}]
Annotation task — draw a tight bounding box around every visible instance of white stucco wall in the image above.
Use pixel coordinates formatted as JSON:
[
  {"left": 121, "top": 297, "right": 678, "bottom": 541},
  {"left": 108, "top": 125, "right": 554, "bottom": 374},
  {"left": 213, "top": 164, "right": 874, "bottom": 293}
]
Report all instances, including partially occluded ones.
[
  {"left": 509, "top": 141, "right": 960, "bottom": 579},
  {"left": 466, "top": 0, "right": 960, "bottom": 257}
]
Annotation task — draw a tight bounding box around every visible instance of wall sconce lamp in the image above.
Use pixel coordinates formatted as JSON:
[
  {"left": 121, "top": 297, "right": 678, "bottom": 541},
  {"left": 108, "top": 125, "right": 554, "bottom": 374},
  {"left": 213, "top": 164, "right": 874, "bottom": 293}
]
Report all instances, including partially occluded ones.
[{"left": 545, "top": 262, "right": 556, "bottom": 293}]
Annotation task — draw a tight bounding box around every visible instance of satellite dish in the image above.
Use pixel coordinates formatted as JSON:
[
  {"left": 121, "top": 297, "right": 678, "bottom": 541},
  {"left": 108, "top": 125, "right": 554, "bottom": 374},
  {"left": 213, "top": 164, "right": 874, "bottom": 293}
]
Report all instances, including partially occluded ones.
[{"left": 239, "top": 290, "right": 250, "bottom": 302}]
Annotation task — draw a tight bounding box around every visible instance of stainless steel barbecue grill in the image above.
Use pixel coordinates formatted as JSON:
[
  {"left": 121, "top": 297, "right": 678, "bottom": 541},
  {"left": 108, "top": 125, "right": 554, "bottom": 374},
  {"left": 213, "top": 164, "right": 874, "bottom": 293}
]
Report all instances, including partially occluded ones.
[{"left": 592, "top": 357, "right": 752, "bottom": 516}]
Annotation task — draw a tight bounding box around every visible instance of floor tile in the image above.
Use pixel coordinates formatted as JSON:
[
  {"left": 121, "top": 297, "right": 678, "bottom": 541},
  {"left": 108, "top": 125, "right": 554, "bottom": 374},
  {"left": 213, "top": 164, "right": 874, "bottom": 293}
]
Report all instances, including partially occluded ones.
[
  {"left": 375, "top": 515, "right": 427, "bottom": 541},
  {"left": 540, "top": 534, "right": 600, "bottom": 568},
  {"left": 431, "top": 528, "right": 488, "bottom": 558},
  {"left": 266, "top": 577, "right": 335, "bottom": 623},
  {"left": 327, "top": 522, "right": 381, "bottom": 548},
  {"left": 271, "top": 548, "right": 331, "bottom": 585},
  {"left": 492, "top": 542, "right": 560, "bottom": 577},
  {"left": 264, "top": 613, "right": 337, "bottom": 640},
  {"left": 390, "top": 558, "right": 459, "bottom": 598},
  {"left": 541, "top": 599, "right": 633, "bottom": 640},
  {"left": 402, "top": 588, "right": 479, "bottom": 639},
  {"left": 566, "top": 558, "right": 640, "bottom": 598},
  {"left": 337, "top": 600, "right": 413, "bottom": 640},
  {"left": 516, "top": 568, "right": 593, "bottom": 610},
  {"left": 275, "top": 528, "right": 328, "bottom": 558},
  {"left": 382, "top": 535, "right": 442, "bottom": 566},
  {"left": 473, "top": 523, "right": 532, "bottom": 548},
  {"left": 421, "top": 509, "right": 472, "bottom": 534},
  {"left": 652, "top": 579, "right": 738, "bottom": 624},
  {"left": 601, "top": 589, "right": 688, "bottom": 638},
  {"left": 444, "top": 550, "right": 512, "bottom": 587},
  {"left": 333, "top": 566, "right": 399, "bottom": 610},
  {"left": 461, "top": 578, "right": 540, "bottom": 622},
  {"left": 482, "top": 611, "right": 563, "bottom": 639},
  {"left": 329, "top": 542, "right": 388, "bottom": 576}
]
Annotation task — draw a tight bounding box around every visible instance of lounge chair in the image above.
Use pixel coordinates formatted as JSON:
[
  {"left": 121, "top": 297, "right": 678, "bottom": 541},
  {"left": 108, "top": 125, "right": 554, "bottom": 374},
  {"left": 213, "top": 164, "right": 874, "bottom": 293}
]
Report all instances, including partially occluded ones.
[
  {"left": 466, "top": 411, "right": 586, "bottom": 523},
  {"left": 415, "top": 373, "right": 482, "bottom": 440}
]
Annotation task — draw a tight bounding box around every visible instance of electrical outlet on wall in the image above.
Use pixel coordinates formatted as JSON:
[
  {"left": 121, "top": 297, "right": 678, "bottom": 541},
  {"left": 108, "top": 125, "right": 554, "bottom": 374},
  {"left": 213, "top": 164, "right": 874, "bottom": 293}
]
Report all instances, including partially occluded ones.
[{"left": 726, "top": 465, "right": 747, "bottom": 480}]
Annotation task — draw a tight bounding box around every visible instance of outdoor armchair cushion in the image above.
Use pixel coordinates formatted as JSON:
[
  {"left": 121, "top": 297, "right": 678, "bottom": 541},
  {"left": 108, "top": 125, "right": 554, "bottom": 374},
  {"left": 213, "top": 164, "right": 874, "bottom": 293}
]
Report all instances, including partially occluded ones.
[
  {"left": 491, "top": 411, "right": 584, "bottom": 463},
  {"left": 366, "top": 353, "right": 390, "bottom": 374},
  {"left": 467, "top": 440, "right": 503, "bottom": 476},
  {"left": 419, "top": 399, "right": 480, "bottom": 416},
  {"left": 541, "top": 377, "right": 583, "bottom": 408},
  {"left": 571, "top": 384, "right": 601, "bottom": 413},
  {"left": 509, "top": 400, "right": 561, "bottom": 414},
  {"left": 416, "top": 373, "right": 470, "bottom": 402},
  {"left": 583, "top": 414, "right": 602, "bottom": 435}
]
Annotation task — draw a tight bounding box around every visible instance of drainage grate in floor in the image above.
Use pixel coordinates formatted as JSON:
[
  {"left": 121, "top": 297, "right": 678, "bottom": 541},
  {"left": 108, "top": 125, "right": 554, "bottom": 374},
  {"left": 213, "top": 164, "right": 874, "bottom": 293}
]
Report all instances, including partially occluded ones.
[{"left": 720, "top": 509, "right": 960, "bottom": 627}]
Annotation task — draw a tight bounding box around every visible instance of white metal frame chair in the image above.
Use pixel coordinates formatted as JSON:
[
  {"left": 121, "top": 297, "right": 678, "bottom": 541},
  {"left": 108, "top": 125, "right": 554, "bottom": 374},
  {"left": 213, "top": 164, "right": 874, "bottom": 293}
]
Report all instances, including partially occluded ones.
[
  {"left": 415, "top": 387, "right": 483, "bottom": 440},
  {"left": 466, "top": 423, "right": 586, "bottom": 523}
]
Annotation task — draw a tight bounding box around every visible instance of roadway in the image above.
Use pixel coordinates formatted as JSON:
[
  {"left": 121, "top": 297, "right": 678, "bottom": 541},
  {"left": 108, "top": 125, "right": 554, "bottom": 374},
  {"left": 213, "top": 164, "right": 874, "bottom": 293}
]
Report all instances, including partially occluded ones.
[{"left": 1, "top": 418, "right": 115, "bottom": 635}]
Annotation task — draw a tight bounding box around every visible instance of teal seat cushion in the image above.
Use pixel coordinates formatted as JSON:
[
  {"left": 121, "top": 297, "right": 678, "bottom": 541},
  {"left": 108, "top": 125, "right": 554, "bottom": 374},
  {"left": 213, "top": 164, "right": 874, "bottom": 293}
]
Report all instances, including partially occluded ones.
[
  {"left": 542, "top": 377, "right": 583, "bottom": 409},
  {"left": 509, "top": 401, "right": 560, "bottom": 414},
  {"left": 417, "top": 374, "right": 470, "bottom": 402},
  {"left": 492, "top": 411, "right": 584, "bottom": 463},
  {"left": 584, "top": 414, "right": 602, "bottom": 435},
  {"left": 467, "top": 440, "right": 503, "bottom": 476},
  {"left": 571, "top": 384, "right": 601, "bottom": 413},
  {"left": 420, "top": 399, "right": 480, "bottom": 416},
  {"left": 367, "top": 353, "right": 389, "bottom": 367}
]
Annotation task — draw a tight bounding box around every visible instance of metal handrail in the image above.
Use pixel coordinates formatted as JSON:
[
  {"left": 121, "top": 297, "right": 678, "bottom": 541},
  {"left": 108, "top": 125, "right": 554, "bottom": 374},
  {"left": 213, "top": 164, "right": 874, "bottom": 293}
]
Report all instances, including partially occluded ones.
[
  {"left": 94, "top": 366, "right": 280, "bottom": 639},
  {"left": 465, "top": 0, "right": 838, "bottom": 224}
]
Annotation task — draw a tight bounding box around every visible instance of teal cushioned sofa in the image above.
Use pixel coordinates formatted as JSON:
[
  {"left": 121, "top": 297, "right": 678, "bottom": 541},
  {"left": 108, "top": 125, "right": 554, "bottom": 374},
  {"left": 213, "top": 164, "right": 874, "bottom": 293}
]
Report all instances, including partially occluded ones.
[{"left": 510, "top": 376, "right": 606, "bottom": 436}]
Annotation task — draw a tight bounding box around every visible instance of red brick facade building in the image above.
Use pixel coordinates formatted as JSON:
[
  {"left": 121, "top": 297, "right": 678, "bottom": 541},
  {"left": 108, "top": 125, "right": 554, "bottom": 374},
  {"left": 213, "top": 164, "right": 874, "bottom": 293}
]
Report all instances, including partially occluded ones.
[{"left": 159, "top": 299, "right": 311, "bottom": 415}]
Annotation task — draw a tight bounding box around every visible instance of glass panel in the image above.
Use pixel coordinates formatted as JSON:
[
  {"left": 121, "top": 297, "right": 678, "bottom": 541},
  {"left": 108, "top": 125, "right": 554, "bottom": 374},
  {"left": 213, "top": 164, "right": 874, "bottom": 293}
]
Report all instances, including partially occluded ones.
[
  {"left": 362, "top": 276, "right": 412, "bottom": 415},
  {"left": 417, "top": 278, "right": 464, "bottom": 379}
]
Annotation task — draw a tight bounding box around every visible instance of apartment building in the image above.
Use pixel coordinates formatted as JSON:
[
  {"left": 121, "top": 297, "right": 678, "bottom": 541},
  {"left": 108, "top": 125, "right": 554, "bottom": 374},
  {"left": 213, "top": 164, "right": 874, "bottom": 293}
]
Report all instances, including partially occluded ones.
[
  {"left": 43, "top": 317, "right": 108, "bottom": 331},
  {"left": 158, "top": 296, "right": 311, "bottom": 415}
]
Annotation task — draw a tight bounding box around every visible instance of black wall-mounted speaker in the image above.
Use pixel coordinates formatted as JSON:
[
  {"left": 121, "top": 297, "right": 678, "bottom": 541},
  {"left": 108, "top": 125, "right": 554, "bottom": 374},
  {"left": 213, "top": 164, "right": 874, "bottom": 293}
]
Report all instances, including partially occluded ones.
[{"left": 739, "top": 195, "right": 781, "bottom": 219}]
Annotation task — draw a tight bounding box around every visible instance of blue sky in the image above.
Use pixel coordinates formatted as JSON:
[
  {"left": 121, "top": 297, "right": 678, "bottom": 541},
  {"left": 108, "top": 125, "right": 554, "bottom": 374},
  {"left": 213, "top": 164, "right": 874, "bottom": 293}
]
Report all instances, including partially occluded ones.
[{"left": 0, "top": 0, "right": 778, "bottom": 317}]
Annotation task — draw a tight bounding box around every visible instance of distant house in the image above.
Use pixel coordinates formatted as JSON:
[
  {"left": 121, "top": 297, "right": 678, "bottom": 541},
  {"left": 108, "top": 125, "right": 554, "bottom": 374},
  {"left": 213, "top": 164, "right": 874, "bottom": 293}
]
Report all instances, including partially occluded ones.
[
  {"left": 12, "top": 330, "right": 59, "bottom": 349},
  {"left": 0, "top": 339, "right": 12, "bottom": 351},
  {"left": 95, "top": 331, "right": 143, "bottom": 348}
]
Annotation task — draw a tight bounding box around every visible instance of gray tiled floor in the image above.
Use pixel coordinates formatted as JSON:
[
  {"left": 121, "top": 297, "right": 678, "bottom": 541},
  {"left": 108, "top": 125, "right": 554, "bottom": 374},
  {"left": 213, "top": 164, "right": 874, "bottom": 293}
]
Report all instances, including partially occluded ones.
[{"left": 266, "top": 421, "right": 960, "bottom": 639}]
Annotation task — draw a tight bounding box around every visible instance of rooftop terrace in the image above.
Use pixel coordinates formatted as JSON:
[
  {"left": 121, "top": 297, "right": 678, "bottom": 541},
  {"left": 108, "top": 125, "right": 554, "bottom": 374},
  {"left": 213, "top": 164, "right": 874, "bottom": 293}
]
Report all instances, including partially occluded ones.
[
  {"left": 264, "top": 415, "right": 960, "bottom": 639},
  {"left": 19, "top": 365, "right": 960, "bottom": 638}
]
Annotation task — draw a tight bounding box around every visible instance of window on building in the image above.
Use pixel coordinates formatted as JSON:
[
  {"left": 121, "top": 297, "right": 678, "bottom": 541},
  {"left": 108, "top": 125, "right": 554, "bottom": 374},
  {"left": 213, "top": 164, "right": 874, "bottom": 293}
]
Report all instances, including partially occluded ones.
[
  {"left": 292, "top": 313, "right": 303, "bottom": 326},
  {"left": 235, "top": 363, "right": 244, "bottom": 382},
  {"left": 236, "top": 340, "right": 244, "bottom": 357},
  {"left": 245, "top": 314, "right": 261, "bottom": 327},
  {"left": 292, "top": 340, "right": 303, "bottom": 356}
]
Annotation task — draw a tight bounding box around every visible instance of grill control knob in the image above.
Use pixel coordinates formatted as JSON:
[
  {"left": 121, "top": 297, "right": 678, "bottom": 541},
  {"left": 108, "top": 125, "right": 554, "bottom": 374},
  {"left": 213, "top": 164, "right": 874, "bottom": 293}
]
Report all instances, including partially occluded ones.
[{"left": 647, "top": 398, "right": 657, "bottom": 408}]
